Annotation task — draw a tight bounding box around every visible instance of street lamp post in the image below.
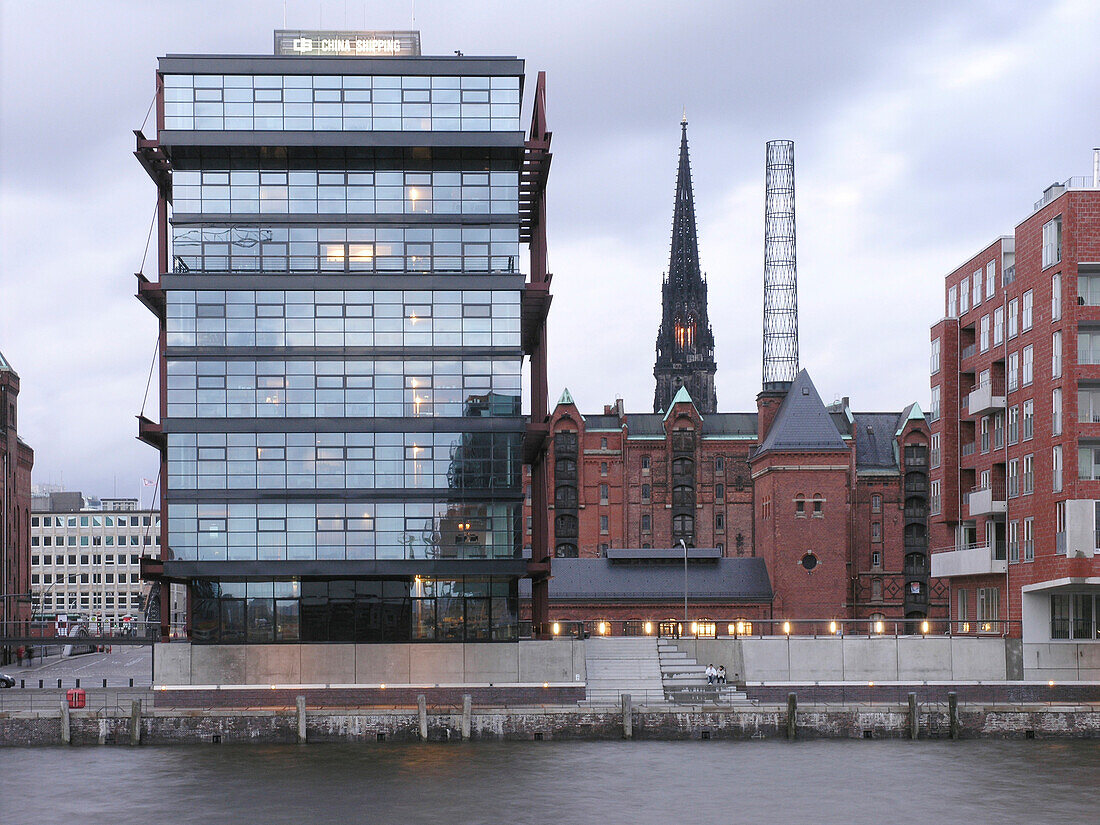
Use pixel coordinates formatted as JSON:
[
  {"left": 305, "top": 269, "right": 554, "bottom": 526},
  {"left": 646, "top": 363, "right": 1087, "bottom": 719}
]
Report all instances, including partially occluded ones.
[{"left": 680, "top": 538, "right": 688, "bottom": 629}]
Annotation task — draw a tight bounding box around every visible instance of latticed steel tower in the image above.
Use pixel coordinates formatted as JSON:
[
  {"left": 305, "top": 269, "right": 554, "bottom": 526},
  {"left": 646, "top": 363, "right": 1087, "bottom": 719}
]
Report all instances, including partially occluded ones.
[
  {"left": 653, "top": 118, "right": 718, "bottom": 414},
  {"left": 762, "top": 139, "right": 799, "bottom": 390}
]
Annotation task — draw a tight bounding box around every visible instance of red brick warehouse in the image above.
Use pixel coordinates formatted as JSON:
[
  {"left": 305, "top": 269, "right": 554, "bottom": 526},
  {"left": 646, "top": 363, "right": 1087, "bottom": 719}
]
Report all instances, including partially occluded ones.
[{"left": 522, "top": 125, "right": 942, "bottom": 634}]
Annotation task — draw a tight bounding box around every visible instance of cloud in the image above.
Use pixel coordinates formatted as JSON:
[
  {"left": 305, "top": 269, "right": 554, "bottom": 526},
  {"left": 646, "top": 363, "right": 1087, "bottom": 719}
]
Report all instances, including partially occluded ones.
[{"left": 1, "top": 0, "right": 1099, "bottom": 497}]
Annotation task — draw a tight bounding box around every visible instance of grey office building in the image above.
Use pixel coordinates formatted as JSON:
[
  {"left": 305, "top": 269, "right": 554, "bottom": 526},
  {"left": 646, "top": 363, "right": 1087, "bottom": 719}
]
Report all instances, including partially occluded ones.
[{"left": 136, "top": 32, "right": 553, "bottom": 644}]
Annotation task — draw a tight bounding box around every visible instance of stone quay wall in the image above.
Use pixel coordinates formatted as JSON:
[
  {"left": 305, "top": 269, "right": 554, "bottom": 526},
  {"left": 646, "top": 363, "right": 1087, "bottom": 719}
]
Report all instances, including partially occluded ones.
[{"left": 3, "top": 701, "right": 1098, "bottom": 746}]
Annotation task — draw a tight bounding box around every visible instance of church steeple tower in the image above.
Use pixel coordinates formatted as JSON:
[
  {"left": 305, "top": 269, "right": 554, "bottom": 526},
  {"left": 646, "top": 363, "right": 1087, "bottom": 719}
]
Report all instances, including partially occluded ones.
[{"left": 654, "top": 118, "right": 718, "bottom": 415}]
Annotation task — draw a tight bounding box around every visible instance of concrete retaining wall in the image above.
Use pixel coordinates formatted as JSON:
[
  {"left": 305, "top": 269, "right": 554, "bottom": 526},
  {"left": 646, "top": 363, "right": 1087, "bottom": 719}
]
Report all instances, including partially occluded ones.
[
  {"left": 3, "top": 703, "right": 1098, "bottom": 745},
  {"left": 668, "top": 637, "right": 1010, "bottom": 682},
  {"left": 153, "top": 640, "right": 587, "bottom": 687},
  {"left": 1022, "top": 642, "right": 1100, "bottom": 681}
]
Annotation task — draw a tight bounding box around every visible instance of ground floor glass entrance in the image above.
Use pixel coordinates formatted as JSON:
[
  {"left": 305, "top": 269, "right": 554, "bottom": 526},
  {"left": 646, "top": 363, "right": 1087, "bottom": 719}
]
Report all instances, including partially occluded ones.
[{"left": 189, "top": 576, "right": 519, "bottom": 643}]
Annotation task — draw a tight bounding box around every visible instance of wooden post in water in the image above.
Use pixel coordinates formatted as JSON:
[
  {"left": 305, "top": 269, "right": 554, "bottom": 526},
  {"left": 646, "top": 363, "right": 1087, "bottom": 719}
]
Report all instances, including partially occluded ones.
[
  {"left": 130, "top": 699, "right": 142, "bottom": 746},
  {"left": 296, "top": 696, "right": 307, "bottom": 744},
  {"left": 418, "top": 694, "right": 428, "bottom": 741},
  {"left": 948, "top": 691, "right": 959, "bottom": 740},
  {"left": 60, "top": 698, "right": 71, "bottom": 745},
  {"left": 621, "top": 694, "right": 633, "bottom": 739},
  {"left": 461, "top": 694, "right": 472, "bottom": 741},
  {"left": 786, "top": 692, "right": 797, "bottom": 741},
  {"left": 907, "top": 693, "right": 918, "bottom": 740}
]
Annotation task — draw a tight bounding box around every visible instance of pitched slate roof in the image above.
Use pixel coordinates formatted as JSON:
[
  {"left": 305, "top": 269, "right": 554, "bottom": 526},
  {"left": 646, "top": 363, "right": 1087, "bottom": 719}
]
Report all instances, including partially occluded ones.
[
  {"left": 754, "top": 369, "right": 848, "bottom": 456},
  {"left": 518, "top": 555, "right": 773, "bottom": 602},
  {"left": 853, "top": 412, "right": 902, "bottom": 470},
  {"left": 623, "top": 412, "right": 758, "bottom": 439}
]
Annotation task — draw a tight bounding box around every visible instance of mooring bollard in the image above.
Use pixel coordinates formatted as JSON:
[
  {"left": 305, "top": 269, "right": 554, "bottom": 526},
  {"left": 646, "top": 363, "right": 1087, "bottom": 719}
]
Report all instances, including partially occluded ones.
[
  {"left": 130, "top": 699, "right": 142, "bottom": 746},
  {"left": 418, "top": 694, "right": 428, "bottom": 741},
  {"left": 296, "top": 695, "right": 307, "bottom": 744},
  {"left": 786, "top": 692, "right": 797, "bottom": 741},
  {"left": 461, "top": 694, "right": 472, "bottom": 741},
  {"left": 621, "top": 693, "right": 633, "bottom": 739},
  {"left": 60, "top": 698, "right": 71, "bottom": 745},
  {"left": 948, "top": 691, "right": 959, "bottom": 740},
  {"left": 908, "top": 692, "right": 918, "bottom": 740}
]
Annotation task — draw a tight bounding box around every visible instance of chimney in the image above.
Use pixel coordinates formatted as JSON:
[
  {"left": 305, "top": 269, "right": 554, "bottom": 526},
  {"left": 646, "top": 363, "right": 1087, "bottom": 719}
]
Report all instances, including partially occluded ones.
[{"left": 756, "top": 387, "right": 787, "bottom": 442}]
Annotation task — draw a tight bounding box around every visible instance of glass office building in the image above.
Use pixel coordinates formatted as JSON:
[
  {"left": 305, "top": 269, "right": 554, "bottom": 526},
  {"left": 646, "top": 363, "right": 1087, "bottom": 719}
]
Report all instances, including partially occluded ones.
[{"left": 137, "top": 33, "right": 552, "bottom": 643}]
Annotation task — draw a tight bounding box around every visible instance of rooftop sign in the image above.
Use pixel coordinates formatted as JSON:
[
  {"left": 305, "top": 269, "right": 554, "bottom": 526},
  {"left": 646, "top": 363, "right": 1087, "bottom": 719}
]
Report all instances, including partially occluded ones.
[{"left": 274, "top": 30, "right": 421, "bottom": 57}]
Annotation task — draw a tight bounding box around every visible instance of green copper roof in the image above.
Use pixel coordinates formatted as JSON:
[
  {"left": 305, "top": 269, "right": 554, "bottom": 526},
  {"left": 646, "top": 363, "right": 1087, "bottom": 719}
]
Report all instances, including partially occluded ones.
[
  {"left": 663, "top": 385, "right": 696, "bottom": 420},
  {"left": 0, "top": 350, "right": 13, "bottom": 372},
  {"left": 896, "top": 402, "right": 925, "bottom": 436},
  {"left": 557, "top": 387, "right": 575, "bottom": 406}
]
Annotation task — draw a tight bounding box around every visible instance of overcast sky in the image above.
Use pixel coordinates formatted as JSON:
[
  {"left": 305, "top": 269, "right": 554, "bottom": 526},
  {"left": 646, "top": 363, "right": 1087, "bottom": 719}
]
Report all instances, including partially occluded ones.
[{"left": 2, "top": 0, "right": 1099, "bottom": 500}]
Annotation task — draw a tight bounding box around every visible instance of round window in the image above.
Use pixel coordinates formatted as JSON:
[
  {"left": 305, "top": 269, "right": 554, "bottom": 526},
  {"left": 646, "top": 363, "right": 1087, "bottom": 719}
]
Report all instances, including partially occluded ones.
[{"left": 801, "top": 553, "right": 818, "bottom": 571}]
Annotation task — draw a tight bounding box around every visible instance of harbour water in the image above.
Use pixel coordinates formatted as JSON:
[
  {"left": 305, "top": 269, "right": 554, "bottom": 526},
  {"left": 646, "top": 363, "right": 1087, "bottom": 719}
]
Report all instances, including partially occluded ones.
[{"left": 2, "top": 739, "right": 1097, "bottom": 824}]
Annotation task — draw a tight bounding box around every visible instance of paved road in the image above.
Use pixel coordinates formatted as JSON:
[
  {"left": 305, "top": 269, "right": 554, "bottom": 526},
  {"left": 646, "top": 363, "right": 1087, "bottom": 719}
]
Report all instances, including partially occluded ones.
[{"left": 2, "top": 647, "right": 152, "bottom": 689}]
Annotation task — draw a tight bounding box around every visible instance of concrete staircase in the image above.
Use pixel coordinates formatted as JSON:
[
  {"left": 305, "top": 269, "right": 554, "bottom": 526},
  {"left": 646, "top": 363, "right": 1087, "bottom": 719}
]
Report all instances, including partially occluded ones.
[
  {"left": 581, "top": 637, "right": 665, "bottom": 705},
  {"left": 657, "top": 638, "right": 753, "bottom": 705}
]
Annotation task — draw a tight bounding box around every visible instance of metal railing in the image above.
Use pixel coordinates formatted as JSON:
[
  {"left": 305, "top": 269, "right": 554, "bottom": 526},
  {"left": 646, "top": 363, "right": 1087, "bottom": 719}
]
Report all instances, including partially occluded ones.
[
  {"left": 0, "top": 619, "right": 162, "bottom": 645},
  {"left": 961, "top": 343, "right": 977, "bottom": 360}
]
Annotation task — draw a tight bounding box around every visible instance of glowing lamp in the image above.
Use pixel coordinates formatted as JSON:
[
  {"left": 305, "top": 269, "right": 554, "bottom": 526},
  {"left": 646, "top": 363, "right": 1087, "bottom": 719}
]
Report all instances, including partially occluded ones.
[
  {"left": 644, "top": 622, "right": 653, "bottom": 635},
  {"left": 782, "top": 621, "right": 791, "bottom": 635},
  {"left": 828, "top": 621, "right": 837, "bottom": 635},
  {"left": 552, "top": 622, "right": 560, "bottom": 635},
  {"left": 920, "top": 620, "right": 930, "bottom": 635}
]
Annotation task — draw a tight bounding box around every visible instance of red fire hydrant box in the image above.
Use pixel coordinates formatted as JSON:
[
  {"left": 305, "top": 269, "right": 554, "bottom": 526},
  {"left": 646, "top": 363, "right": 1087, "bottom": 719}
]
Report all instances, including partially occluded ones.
[{"left": 66, "top": 688, "right": 86, "bottom": 709}]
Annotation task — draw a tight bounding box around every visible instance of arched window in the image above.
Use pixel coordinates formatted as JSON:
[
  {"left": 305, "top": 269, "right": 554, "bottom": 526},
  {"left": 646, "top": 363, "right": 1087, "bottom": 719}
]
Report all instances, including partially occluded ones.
[
  {"left": 554, "top": 457, "right": 576, "bottom": 480},
  {"left": 671, "top": 457, "right": 694, "bottom": 478},
  {"left": 715, "top": 456, "right": 725, "bottom": 473},
  {"left": 672, "top": 485, "right": 693, "bottom": 508},
  {"left": 554, "top": 485, "right": 577, "bottom": 508},
  {"left": 555, "top": 514, "right": 578, "bottom": 537},
  {"left": 672, "top": 514, "right": 695, "bottom": 535},
  {"left": 794, "top": 494, "right": 806, "bottom": 517},
  {"left": 812, "top": 494, "right": 824, "bottom": 517},
  {"left": 904, "top": 523, "right": 926, "bottom": 544}
]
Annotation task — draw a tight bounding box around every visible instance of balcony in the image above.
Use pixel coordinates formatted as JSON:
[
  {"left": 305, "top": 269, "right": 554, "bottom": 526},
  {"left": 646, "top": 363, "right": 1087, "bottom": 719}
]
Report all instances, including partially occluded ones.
[
  {"left": 931, "top": 543, "right": 1007, "bottom": 578},
  {"left": 967, "top": 381, "right": 1005, "bottom": 416},
  {"left": 967, "top": 483, "right": 1006, "bottom": 517},
  {"left": 961, "top": 343, "right": 977, "bottom": 361},
  {"left": 1061, "top": 500, "right": 1099, "bottom": 559}
]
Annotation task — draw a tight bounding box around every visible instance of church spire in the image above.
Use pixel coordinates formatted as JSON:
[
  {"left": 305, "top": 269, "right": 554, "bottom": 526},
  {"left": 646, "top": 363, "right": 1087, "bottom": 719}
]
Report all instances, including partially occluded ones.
[
  {"left": 668, "top": 118, "right": 701, "bottom": 290},
  {"left": 653, "top": 119, "right": 718, "bottom": 415}
]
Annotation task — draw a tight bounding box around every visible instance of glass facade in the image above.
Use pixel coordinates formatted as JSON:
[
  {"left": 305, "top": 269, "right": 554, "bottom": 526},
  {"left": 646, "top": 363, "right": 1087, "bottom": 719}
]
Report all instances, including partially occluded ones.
[
  {"left": 166, "top": 290, "right": 522, "bottom": 348},
  {"left": 158, "top": 53, "right": 527, "bottom": 643},
  {"left": 163, "top": 73, "right": 521, "bottom": 132},
  {"left": 190, "top": 577, "right": 519, "bottom": 643},
  {"left": 170, "top": 225, "right": 521, "bottom": 274}
]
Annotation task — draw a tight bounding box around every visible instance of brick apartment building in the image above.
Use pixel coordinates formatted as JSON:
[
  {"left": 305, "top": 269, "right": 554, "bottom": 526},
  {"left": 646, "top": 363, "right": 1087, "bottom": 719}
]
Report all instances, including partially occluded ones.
[
  {"left": 520, "top": 126, "right": 942, "bottom": 635},
  {"left": 1, "top": 350, "right": 34, "bottom": 653},
  {"left": 930, "top": 166, "right": 1100, "bottom": 653}
]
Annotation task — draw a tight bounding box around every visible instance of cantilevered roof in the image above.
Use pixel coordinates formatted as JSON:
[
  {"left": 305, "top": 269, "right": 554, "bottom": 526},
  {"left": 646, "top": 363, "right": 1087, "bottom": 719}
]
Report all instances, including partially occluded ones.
[
  {"left": 519, "top": 555, "right": 772, "bottom": 602},
  {"left": 754, "top": 369, "right": 848, "bottom": 456}
]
